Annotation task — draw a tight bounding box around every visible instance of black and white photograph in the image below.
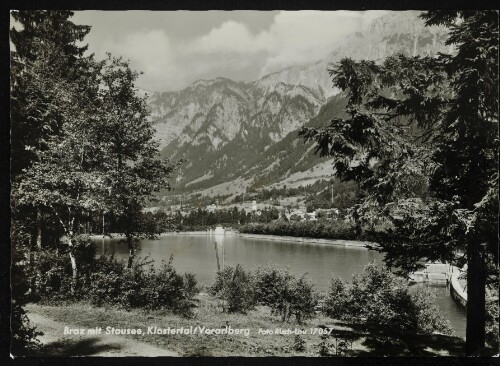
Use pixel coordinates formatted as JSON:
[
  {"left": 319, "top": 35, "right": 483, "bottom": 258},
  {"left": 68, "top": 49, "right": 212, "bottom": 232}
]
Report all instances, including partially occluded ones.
[{"left": 8, "top": 7, "right": 499, "bottom": 358}]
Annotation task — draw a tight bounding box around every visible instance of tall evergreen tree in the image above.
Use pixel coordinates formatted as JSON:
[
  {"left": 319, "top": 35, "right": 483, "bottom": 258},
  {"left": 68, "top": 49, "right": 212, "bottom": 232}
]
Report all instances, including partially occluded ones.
[
  {"left": 301, "top": 10, "right": 498, "bottom": 355},
  {"left": 10, "top": 11, "right": 98, "bottom": 254},
  {"left": 10, "top": 10, "right": 92, "bottom": 177}
]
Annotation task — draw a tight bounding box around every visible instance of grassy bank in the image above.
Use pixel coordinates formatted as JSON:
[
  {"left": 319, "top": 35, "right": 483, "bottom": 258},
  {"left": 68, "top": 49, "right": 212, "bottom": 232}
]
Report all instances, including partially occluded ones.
[{"left": 25, "top": 294, "right": 467, "bottom": 357}]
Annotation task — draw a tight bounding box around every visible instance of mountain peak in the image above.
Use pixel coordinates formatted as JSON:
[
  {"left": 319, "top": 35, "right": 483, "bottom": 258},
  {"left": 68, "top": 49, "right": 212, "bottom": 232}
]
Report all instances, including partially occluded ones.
[{"left": 148, "top": 11, "right": 453, "bottom": 195}]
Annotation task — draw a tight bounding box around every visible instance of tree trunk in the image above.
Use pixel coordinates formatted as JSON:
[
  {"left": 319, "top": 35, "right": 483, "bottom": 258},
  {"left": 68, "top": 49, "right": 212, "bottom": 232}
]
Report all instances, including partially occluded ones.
[
  {"left": 127, "top": 236, "right": 135, "bottom": 269},
  {"left": 68, "top": 236, "right": 78, "bottom": 295},
  {"left": 214, "top": 241, "right": 220, "bottom": 271},
  {"left": 465, "top": 240, "right": 486, "bottom": 356},
  {"left": 36, "top": 208, "right": 42, "bottom": 250},
  {"left": 25, "top": 209, "right": 41, "bottom": 298},
  {"left": 28, "top": 223, "right": 37, "bottom": 298}
]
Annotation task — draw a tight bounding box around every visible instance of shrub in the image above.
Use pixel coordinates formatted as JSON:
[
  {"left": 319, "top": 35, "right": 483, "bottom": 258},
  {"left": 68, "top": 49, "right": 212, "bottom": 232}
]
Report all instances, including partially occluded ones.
[
  {"left": 28, "top": 241, "right": 199, "bottom": 315},
  {"left": 323, "top": 262, "right": 452, "bottom": 336},
  {"left": 88, "top": 255, "right": 129, "bottom": 307},
  {"left": 254, "top": 264, "right": 318, "bottom": 323},
  {"left": 290, "top": 276, "right": 318, "bottom": 324},
  {"left": 11, "top": 304, "right": 43, "bottom": 356},
  {"left": 208, "top": 266, "right": 234, "bottom": 296},
  {"left": 88, "top": 254, "right": 198, "bottom": 314},
  {"left": 33, "top": 249, "right": 73, "bottom": 301},
  {"left": 144, "top": 256, "right": 190, "bottom": 311},
  {"left": 209, "top": 264, "right": 256, "bottom": 313},
  {"left": 27, "top": 237, "right": 100, "bottom": 301},
  {"left": 183, "top": 273, "right": 200, "bottom": 300},
  {"left": 293, "top": 334, "right": 306, "bottom": 352},
  {"left": 11, "top": 243, "right": 43, "bottom": 355},
  {"left": 318, "top": 333, "right": 332, "bottom": 356},
  {"left": 323, "top": 277, "right": 348, "bottom": 319},
  {"left": 254, "top": 264, "right": 294, "bottom": 308},
  {"left": 485, "top": 288, "right": 499, "bottom": 349}
]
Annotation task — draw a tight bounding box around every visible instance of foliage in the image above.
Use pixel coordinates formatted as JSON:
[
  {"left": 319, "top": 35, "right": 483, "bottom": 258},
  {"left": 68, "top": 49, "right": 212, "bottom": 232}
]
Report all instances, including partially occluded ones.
[
  {"left": 208, "top": 264, "right": 256, "bottom": 313},
  {"left": 253, "top": 264, "right": 318, "bottom": 323},
  {"left": 95, "top": 55, "right": 176, "bottom": 266},
  {"left": 10, "top": 236, "right": 43, "bottom": 355},
  {"left": 21, "top": 243, "right": 198, "bottom": 315},
  {"left": 289, "top": 276, "right": 319, "bottom": 324},
  {"left": 23, "top": 237, "right": 96, "bottom": 301},
  {"left": 89, "top": 254, "right": 197, "bottom": 314},
  {"left": 11, "top": 304, "right": 43, "bottom": 356},
  {"left": 318, "top": 333, "right": 332, "bottom": 356},
  {"left": 240, "top": 219, "right": 359, "bottom": 240},
  {"left": 144, "top": 256, "right": 196, "bottom": 312},
  {"left": 32, "top": 249, "right": 74, "bottom": 301},
  {"left": 10, "top": 11, "right": 104, "bottom": 300},
  {"left": 485, "top": 287, "right": 499, "bottom": 349},
  {"left": 293, "top": 334, "right": 306, "bottom": 352},
  {"left": 323, "top": 277, "right": 348, "bottom": 319},
  {"left": 209, "top": 263, "right": 319, "bottom": 322},
  {"left": 254, "top": 264, "right": 294, "bottom": 318},
  {"left": 323, "top": 263, "right": 452, "bottom": 336},
  {"left": 183, "top": 273, "right": 200, "bottom": 300},
  {"left": 10, "top": 10, "right": 93, "bottom": 177}
]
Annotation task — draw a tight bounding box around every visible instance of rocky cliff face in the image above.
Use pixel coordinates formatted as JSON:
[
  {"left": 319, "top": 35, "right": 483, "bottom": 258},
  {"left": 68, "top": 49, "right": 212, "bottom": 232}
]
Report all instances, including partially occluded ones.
[
  {"left": 147, "top": 78, "right": 252, "bottom": 150},
  {"left": 248, "top": 11, "right": 450, "bottom": 100},
  {"left": 146, "top": 11, "right": 450, "bottom": 195},
  {"left": 330, "top": 11, "right": 450, "bottom": 61}
]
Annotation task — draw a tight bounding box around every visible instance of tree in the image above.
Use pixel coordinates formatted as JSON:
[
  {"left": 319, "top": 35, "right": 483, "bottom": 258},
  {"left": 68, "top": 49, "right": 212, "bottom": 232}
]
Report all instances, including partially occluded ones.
[
  {"left": 13, "top": 59, "right": 106, "bottom": 292},
  {"left": 10, "top": 12, "right": 100, "bottom": 351},
  {"left": 300, "top": 11, "right": 498, "bottom": 355},
  {"left": 10, "top": 10, "right": 93, "bottom": 178},
  {"left": 11, "top": 12, "right": 176, "bottom": 292},
  {"left": 96, "top": 54, "right": 176, "bottom": 267},
  {"left": 10, "top": 11, "right": 97, "bottom": 261}
]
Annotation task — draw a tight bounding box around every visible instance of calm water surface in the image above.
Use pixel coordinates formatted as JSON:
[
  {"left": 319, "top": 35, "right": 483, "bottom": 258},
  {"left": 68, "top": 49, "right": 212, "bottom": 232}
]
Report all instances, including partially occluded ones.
[{"left": 96, "top": 233, "right": 466, "bottom": 337}]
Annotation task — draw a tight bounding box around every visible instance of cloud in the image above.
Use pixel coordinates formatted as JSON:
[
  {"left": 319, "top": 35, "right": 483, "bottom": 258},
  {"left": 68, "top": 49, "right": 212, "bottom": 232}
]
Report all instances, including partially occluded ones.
[
  {"left": 257, "top": 11, "right": 387, "bottom": 75},
  {"left": 96, "top": 11, "right": 387, "bottom": 91},
  {"left": 99, "top": 30, "right": 182, "bottom": 91},
  {"left": 192, "top": 20, "right": 258, "bottom": 54}
]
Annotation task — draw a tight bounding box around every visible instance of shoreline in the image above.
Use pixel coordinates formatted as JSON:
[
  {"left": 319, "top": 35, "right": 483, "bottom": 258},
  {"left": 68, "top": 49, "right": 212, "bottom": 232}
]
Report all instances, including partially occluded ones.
[
  {"left": 91, "top": 231, "right": 378, "bottom": 249},
  {"left": 450, "top": 266, "right": 467, "bottom": 308},
  {"left": 235, "top": 232, "right": 378, "bottom": 249}
]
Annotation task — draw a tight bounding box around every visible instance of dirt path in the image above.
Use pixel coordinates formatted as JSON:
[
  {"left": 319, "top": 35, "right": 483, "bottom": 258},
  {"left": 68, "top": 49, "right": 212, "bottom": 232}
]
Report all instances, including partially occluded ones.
[{"left": 26, "top": 311, "right": 179, "bottom": 357}]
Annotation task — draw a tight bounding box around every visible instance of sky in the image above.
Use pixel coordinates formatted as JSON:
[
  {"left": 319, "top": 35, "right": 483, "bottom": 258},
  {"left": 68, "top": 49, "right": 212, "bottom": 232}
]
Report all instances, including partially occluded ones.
[{"left": 70, "top": 11, "right": 388, "bottom": 92}]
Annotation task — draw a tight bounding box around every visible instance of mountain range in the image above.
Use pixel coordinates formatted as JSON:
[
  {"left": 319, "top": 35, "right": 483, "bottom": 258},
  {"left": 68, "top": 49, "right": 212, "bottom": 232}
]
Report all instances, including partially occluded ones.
[{"left": 143, "top": 11, "right": 451, "bottom": 201}]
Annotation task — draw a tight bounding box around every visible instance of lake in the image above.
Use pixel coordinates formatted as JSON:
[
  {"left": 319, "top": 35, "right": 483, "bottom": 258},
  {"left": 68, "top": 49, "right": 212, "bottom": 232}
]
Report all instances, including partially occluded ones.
[{"left": 96, "top": 233, "right": 466, "bottom": 337}]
